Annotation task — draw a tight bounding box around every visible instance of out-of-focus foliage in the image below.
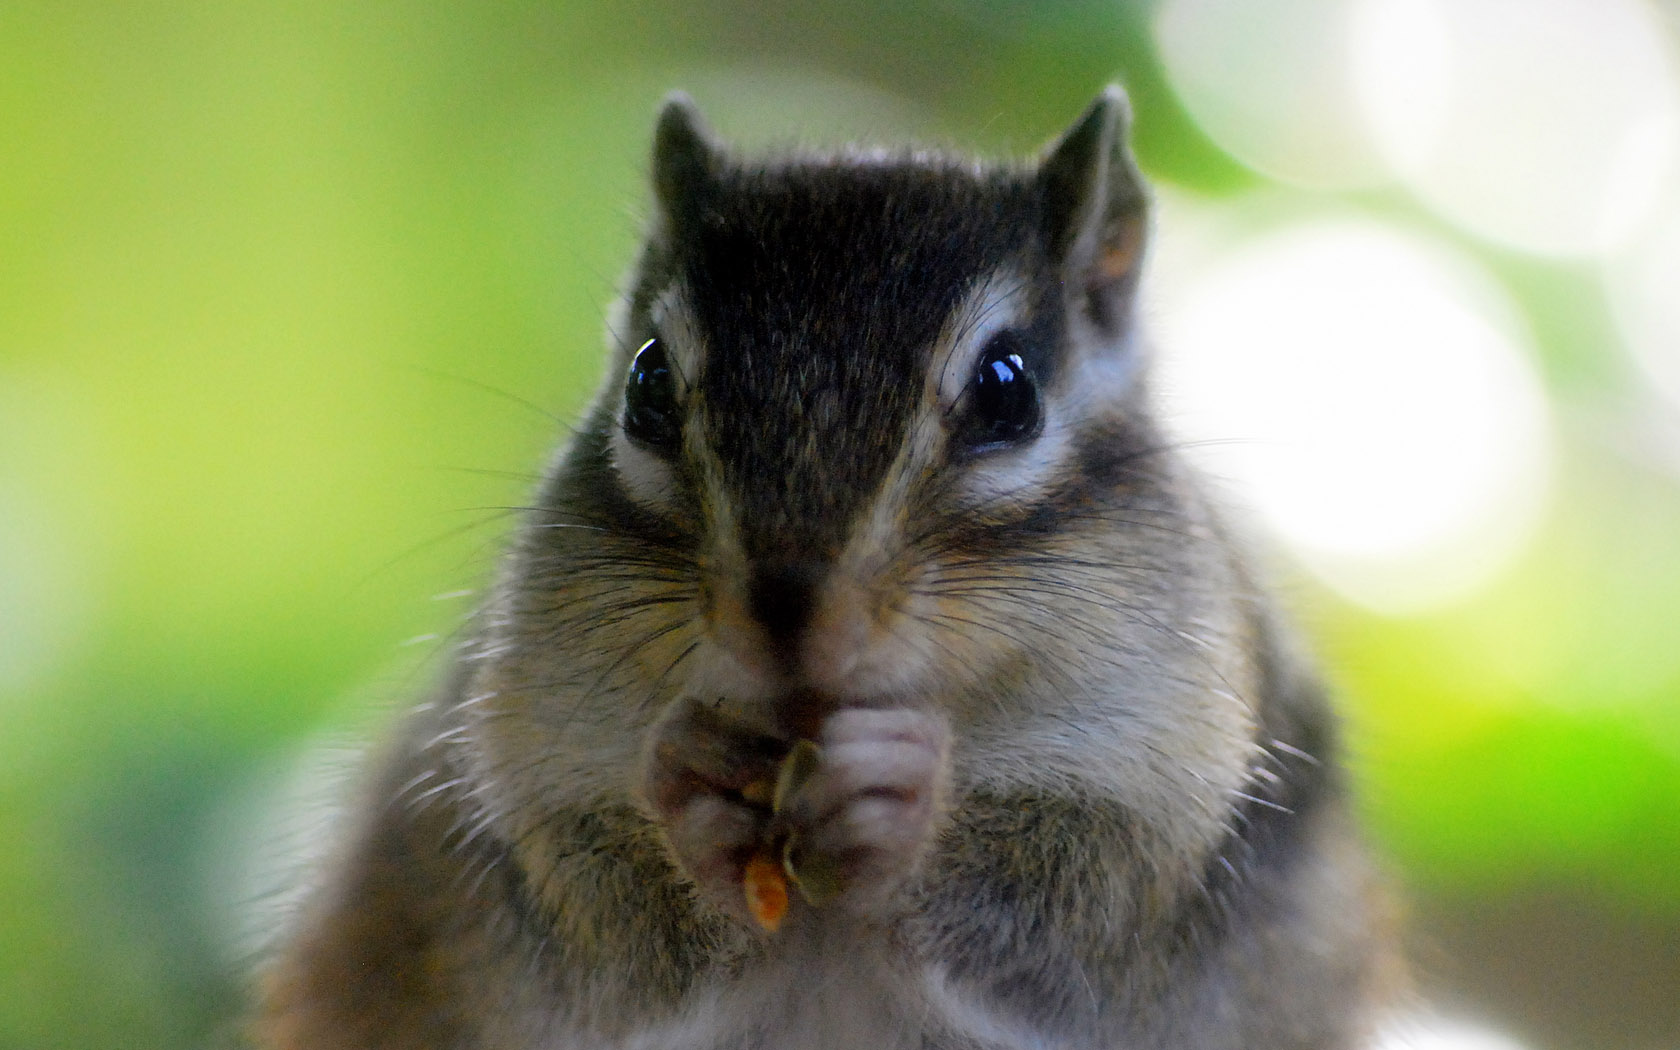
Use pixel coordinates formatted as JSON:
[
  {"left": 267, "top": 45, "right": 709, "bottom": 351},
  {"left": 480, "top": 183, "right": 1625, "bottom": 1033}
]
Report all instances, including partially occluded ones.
[{"left": 2, "top": 2, "right": 1677, "bottom": 1048}]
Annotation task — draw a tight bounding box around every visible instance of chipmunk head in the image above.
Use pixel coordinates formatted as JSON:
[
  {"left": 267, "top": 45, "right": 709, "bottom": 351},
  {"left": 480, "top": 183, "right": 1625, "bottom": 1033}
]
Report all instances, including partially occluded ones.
[
  {"left": 458, "top": 84, "right": 1259, "bottom": 861},
  {"left": 575, "top": 87, "right": 1163, "bottom": 722}
]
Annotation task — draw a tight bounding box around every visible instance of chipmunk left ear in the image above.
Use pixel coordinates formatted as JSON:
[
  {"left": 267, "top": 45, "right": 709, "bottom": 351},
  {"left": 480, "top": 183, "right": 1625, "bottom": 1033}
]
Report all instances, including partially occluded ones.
[
  {"left": 1037, "top": 85, "right": 1150, "bottom": 334},
  {"left": 651, "top": 91, "right": 721, "bottom": 236}
]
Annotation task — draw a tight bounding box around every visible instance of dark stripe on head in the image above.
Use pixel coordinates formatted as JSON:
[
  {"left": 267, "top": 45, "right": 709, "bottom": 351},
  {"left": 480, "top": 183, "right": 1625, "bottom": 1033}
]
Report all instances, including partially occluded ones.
[{"left": 667, "top": 157, "right": 1046, "bottom": 561}]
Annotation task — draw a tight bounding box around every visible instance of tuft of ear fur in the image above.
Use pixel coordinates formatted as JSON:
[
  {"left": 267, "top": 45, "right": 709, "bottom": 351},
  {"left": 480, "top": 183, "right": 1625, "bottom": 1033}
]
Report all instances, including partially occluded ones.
[
  {"left": 652, "top": 92, "right": 720, "bottom": 232},
  {"left": 1038, "top": 85, "right": 1150, "bottom": 335}
]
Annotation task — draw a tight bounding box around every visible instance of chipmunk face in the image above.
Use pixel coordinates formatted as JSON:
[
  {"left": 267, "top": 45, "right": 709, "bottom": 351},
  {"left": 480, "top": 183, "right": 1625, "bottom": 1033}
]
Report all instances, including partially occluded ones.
[
  {"left": 470, "top": 90, "right": 1253, "bottom": 842},
  {"left": 586, "top": 91, "right": 1165, "bottom": 714}
]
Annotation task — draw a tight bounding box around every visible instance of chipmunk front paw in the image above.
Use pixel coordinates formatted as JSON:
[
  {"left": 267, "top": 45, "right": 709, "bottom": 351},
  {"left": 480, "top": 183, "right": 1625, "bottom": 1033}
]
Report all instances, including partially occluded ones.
[
  {"left": 772, "top": 707, "right": 951, "bottom": 918},
  {"left": 642, "top": 700, "right": 950, "bottom": 927},
  {"left": 641, "top": 697, "right": 784, "bottom": 922}
]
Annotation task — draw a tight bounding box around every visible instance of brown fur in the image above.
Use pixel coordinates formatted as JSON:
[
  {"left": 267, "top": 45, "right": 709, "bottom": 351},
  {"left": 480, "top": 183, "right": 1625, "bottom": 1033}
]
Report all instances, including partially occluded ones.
[{"left": 257, "top": 87, "right": 1402, "bottom": 1049}]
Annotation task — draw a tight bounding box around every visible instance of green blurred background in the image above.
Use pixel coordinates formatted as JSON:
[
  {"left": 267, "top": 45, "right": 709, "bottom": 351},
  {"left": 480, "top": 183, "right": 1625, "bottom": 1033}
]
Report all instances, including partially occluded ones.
[{"left": 3, "top": 2, "right": 1679, "bottom": 1048}]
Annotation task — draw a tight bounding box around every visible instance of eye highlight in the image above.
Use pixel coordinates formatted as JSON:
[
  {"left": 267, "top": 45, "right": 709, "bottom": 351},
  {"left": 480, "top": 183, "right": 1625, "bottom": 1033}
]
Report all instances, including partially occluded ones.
[
  {"left": 623, "top": 337, "right": 682, "bottom": 453},
  {"left": 957, "top": 331, "right": 1042, "bottom": 452}
]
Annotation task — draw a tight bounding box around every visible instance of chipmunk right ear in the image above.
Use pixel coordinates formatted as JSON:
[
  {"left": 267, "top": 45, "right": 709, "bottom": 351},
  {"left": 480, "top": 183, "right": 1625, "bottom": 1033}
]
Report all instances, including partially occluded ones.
[
  {"left": 652, "top": 92, "right": 720, "bottom": 232},
  {"left": 1037, "top": 86, "right": 1150, "bottom": 335}
]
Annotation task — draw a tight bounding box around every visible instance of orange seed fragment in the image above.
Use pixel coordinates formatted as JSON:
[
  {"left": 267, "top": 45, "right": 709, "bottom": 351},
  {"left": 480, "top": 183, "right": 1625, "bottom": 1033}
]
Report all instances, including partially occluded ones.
[{"left": 743, "top": 851, "right": 789, "bottom": 932}]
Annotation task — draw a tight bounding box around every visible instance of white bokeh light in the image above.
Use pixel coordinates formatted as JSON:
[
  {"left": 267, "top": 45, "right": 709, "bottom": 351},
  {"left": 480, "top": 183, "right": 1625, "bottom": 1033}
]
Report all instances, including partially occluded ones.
[
  {"left": 1153, "top": 213, "right": 1551, "bottom": 614},
  {"left": 1609, "top": 185, "right": 1680, "bottom": 420},
  {"left": 1351, "top": 0, "right": 1680, "bottom": 257},
  {"left": 1374, "top": 1015, "right": 1533, "bottom": 1050},
  {"left": 1153, "top": 0, "right": 1385, "bottom": 188}
]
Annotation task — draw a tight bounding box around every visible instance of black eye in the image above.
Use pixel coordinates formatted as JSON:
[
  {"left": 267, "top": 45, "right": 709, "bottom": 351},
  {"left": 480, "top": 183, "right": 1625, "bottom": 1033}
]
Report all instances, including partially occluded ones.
[
  {"left": 959, "top": 332, "right": 1042, "bottom": 451},
  {"left": 623, "top": 337, "right": 682, "bottom": 453}
]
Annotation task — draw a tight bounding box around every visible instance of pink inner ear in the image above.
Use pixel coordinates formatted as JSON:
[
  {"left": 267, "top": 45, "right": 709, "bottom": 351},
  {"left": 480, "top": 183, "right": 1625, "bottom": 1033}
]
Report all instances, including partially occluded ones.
[{"left": 1097, "top": 215, "right": 1146, "bottom": 285}]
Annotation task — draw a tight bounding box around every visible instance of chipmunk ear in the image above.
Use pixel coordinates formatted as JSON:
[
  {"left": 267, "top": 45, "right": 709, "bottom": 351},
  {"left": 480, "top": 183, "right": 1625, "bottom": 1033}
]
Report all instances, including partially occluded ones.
[
  {"left": 1037, "top": 85, "right": 1150, "bottom": 334},
  {"left": 651, "top": 92, "right": 720, "bottom": 234}
]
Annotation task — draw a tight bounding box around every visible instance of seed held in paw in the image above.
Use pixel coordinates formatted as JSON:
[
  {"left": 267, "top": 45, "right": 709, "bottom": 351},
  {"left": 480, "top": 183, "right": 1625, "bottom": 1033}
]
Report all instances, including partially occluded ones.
[
  {"left": 743, "top": 852, "right": 788, "bottom": 931},
  {"left": 740, "top": 739, "right": 823, "bottom": 931}
]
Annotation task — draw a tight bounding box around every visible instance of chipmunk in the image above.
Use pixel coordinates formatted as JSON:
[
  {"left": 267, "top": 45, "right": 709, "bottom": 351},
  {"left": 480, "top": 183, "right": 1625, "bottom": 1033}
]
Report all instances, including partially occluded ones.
[{"left": 256, "top": 86, "right": 1400, "bottom": 1049}]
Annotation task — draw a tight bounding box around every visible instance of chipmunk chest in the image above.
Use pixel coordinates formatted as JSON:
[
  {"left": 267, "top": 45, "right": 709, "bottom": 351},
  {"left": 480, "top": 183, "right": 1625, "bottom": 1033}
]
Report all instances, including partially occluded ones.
[{"left": 623, "top": 941, "right": 932, "bottom": 1050}]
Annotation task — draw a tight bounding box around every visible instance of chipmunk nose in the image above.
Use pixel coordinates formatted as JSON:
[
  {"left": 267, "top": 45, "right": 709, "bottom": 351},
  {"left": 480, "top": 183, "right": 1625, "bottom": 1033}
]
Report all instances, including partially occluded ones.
[
  {"left": 748, "top": 560, "right": 875, "bottom": 694},
  {"left": 704, "top": 560, "right": 873, "bottom": 694},
  {"left": 747, "top": 561, "right": 825, "bottom": 657}
]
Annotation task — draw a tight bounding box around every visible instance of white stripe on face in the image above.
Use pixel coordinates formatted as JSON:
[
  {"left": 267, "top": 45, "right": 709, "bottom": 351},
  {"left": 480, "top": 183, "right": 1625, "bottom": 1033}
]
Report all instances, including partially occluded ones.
[{"left": 934, "top": 269, "right": 1073, "bottom": 510}]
